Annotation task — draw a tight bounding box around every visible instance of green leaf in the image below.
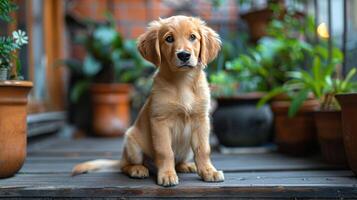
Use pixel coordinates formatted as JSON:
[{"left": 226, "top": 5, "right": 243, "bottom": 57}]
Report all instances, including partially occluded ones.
[
  {"left": 332, "top": 47, "right": 343, "bottom": 63},
  {"left": 70, "top": 80, "right": 90, "bottom": 103},
  {"left": 340, "top": 68, "right": 357, "bottom": 92},
  {"left": 288, "top": 89, "right": 309, "bottom": 117},
  {"left": 344, "top": 68, "right": 356, "bottom": 84},
  {"left": 257, "top": 87, "right": 285, "bottom": 108},
  {"left": 83, "top": 55, "right": 101, "bottom": 76},
  {"left": 312, "top": 57, "right": 321, "bottom": 81}
]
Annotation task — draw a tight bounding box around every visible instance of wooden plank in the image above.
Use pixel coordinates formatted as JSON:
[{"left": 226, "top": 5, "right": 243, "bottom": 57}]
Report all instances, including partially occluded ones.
[
  {"left": 25, "top": 138, "right": 344, "bottom": 173},
  {"left": 28, "top": 138, "right": 124, "bottom": 152},
  {"left": 1, "top": 187, "right": 357, "bottom": 199},
  {"left": 20, "top": 155, "right": 343, "bottom": 174},
  {"left": 19, "top": 137, "right": 356, "bottom": 198},
  {"left": 0, "top": 172, "right": 357, "bottom": 198}
]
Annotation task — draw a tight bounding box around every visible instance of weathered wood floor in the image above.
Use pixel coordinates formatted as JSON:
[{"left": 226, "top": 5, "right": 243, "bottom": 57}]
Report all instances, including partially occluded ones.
[{"left": 1, "top": 137, "right": 357, "bottom": 199}]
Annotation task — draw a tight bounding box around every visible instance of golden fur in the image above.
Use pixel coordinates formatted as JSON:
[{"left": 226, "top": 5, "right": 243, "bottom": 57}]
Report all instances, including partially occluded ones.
[{"left": 72, "top": 15, "right": 224, "bottom": 187}]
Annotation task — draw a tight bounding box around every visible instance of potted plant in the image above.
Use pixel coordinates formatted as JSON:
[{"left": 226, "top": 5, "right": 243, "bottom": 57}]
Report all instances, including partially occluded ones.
[
  {"left": 210, "top": 7, "right": 314, "bottom": 149},
  {"left": 240, "top": 0, "right": 305, "bottom": 43},
  {"left": 0, "top": 0, "right": 32, "bottom": 178},
  {"left": 240, "top": 9, "right": 322, "bottom": 156},
  {"left": 63, "top": 17, "right": 149, "bottom": 137},
  {"left": 279, "top": 45, "right": 355, "bottom": 163},
  {"left": 259, "top": 40, "right": 356, "bottom": 160},
  {"left": 242, "top": 38, "right": 319, "bottom": 156},
  {"left": 209, "top": 44, "right": 274, "bottom": 147},
  {"left": 336, "top": 87, "right": 357, "bottom": 175},
  {"left": 210, "top": 71, "right": 273, "bottom": 148},
  {"left": 314, "top": 67, "right": 356, "bottom": 165}
]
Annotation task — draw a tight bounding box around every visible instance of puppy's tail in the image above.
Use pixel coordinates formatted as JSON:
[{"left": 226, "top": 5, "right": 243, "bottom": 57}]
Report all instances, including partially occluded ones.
[{"left": 72, "top": 159, "right": 121, "bottom": 176}]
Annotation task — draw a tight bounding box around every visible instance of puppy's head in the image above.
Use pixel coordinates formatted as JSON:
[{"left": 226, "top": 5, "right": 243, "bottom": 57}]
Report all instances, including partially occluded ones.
[{"left": 137, "top": 16, "right": 221, "bottom": 71}]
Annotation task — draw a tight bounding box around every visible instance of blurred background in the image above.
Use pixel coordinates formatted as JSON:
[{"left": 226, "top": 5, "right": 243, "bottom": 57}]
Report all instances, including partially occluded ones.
[{"left": 2, "top": 0, "right": 357, "bottom": 154}]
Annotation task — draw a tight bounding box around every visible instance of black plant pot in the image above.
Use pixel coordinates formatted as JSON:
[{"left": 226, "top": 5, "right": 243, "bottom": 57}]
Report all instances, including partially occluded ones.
[{"left": 212, "top": 94, "right": 273, "bottom": 147}]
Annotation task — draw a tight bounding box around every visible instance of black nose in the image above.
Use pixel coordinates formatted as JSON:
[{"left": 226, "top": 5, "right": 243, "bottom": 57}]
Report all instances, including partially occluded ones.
[{"left": 177, "top": 51, "right": 191, "bottom": 62}]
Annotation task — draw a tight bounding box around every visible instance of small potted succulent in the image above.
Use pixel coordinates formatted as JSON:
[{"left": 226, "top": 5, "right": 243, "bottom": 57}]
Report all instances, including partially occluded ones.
[
  {"left": 0, "top": 0, "right": 32, "bottom": 178},
  {"left": 63, "top": 16, "right": 149, "bottom": 137}
]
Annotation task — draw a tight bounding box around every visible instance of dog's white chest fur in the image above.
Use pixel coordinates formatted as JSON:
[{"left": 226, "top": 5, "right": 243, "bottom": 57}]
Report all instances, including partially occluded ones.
[
  {"left": 170, "top": 115, "right": 193, "bottom": 163},
  {"left": 169, "top": 87, "right": 196, "bottom": 163},
  {"left": 178, "top": 87, "right": 195, "bottom": 113}
]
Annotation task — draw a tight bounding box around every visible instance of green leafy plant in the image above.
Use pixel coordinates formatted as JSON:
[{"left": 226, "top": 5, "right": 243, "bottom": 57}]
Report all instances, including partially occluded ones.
[
  {"left": 211, "top": 3, "right": 316, "bottom": 97},
  {"left": 220, "top": 16, "right": 313, "bottom": 94},
  {"left": 208, "top": 35, "right": 251, "bottom": 97},
  {"left": 0, "top": 0, "right": 28, "bottom": 80},
  {"left": 209, "top": 71, "right": 237, "bottom": 97},
  {"left": 62, "top": 16, "right": 150, "bottom": 102},
  {"left": 226, "top": 36, "right": 313, "bottom": 91},
  {"left": 257, "top": 45, "right": 357, "bottom": 117}
]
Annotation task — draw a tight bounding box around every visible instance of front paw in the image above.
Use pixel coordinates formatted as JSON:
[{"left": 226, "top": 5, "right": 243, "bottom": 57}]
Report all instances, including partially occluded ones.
[
  {"left": 199, "top": 168, "right": 224, "bottom": 182},
  {"left": 157, "top": 170, "right": 179, "bottom": 187}
]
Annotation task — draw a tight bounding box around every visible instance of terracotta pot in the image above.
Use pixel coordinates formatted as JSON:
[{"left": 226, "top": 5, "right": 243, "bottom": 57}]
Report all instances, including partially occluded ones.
[
  {"left": 0, "top": 81, "right": 32, "bottom": 178},
  {"left": 271, "top": 99, "right": 320, "bottom": 156},
  {"left": 314, "top": 110, "right": 348, "bottom": 165},
  {"left": 241, "top": 8, "right": 273, "bottom": 43},
  {"left": 336, "top": 93, "right": 357, "bottom": 175},
  {"left": 91, "top": 83, "right": 132, "bottom": 137},
  {"left": 241, "top": 6, "right": 305, "bottom": 43}
]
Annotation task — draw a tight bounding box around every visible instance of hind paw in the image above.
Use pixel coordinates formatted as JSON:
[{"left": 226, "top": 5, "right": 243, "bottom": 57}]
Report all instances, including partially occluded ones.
[
  {"left": 176, "top": 162, "right": 197, "bottom": 173},
  {"left": 123, "top": 165, "right": 149, "bottom": 179}
]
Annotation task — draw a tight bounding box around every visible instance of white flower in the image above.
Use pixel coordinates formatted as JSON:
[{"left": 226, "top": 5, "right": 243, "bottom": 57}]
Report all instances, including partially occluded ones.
[{"left": 12, "top": 30, "right": 28, "bottom": 45}]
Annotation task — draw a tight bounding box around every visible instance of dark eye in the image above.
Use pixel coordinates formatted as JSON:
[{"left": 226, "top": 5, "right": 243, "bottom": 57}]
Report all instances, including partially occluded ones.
[
  {"left": 165, "top": 35, "right": 174, "bottom": 43},
  {"left": 189, "top": 34, "right": 196, "bottom": 41}
]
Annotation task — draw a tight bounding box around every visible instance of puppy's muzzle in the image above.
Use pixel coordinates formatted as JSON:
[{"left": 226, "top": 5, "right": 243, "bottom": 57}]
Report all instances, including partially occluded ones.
[{"left": 177, "top": 51, "right": 191, "bottom": 62}]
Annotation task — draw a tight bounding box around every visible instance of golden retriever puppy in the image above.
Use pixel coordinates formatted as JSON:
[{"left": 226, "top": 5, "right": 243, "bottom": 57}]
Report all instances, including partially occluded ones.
[{"left": 72, "top": 15, "right": 224, "bottom": 187}]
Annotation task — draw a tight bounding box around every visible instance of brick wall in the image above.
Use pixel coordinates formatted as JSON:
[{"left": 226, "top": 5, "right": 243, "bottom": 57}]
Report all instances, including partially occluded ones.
[{"left": 65, "top": 0, "right": 239, "bottom": 39}]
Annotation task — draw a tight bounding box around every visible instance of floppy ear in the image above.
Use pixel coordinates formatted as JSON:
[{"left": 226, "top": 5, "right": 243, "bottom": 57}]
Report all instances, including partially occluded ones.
[
  {"left": 199, "top": 24, "right": 221, "bottom": 66},
  {"left": 137, "top": 21, "right": 161, "bottom": 67}
]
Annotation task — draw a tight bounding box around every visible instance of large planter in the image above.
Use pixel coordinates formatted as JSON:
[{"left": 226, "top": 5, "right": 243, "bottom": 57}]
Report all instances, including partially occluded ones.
[
  {"left": 0, "top": 81, "right": 32, "bottom": 178},
  {"left": 271, "top": 99, "right": 319, "bottom": 156},
  {"left": 336, "top": 93, "right": 357, "bottom": 175},
  {"left": 212, "top": 93, "right": 273, "bottom": 147},
  {"left": 91, "top": 83, "right": 132, "bottom": 137},
  {"left": 314, "top": 110, "right": 348, "bottom": 165}
]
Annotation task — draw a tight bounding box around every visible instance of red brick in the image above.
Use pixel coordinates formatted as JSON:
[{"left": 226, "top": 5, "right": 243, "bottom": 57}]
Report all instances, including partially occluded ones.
[
  {"left": 95, "top": 0, "right": 109, "bottom": 20},
  {"left": 130, "top": 26, "right": 146, "bottom": 38},
  {"left": 114, "top": 6, "right": 147, "bottom": 21}
]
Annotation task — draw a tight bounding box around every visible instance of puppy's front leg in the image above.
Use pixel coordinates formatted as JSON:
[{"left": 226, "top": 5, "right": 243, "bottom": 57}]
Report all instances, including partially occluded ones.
[
  {"left": 191, "top": 115, "right": 224, "bottom": 182},
  {"left": 151, "top": 118, "right": 178, "bottom": 187}
]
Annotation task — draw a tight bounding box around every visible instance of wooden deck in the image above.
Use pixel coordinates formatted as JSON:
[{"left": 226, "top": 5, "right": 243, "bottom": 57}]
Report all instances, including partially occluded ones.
[{"left": 1, "top": 136, "right": 357, "bottom": 199}]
